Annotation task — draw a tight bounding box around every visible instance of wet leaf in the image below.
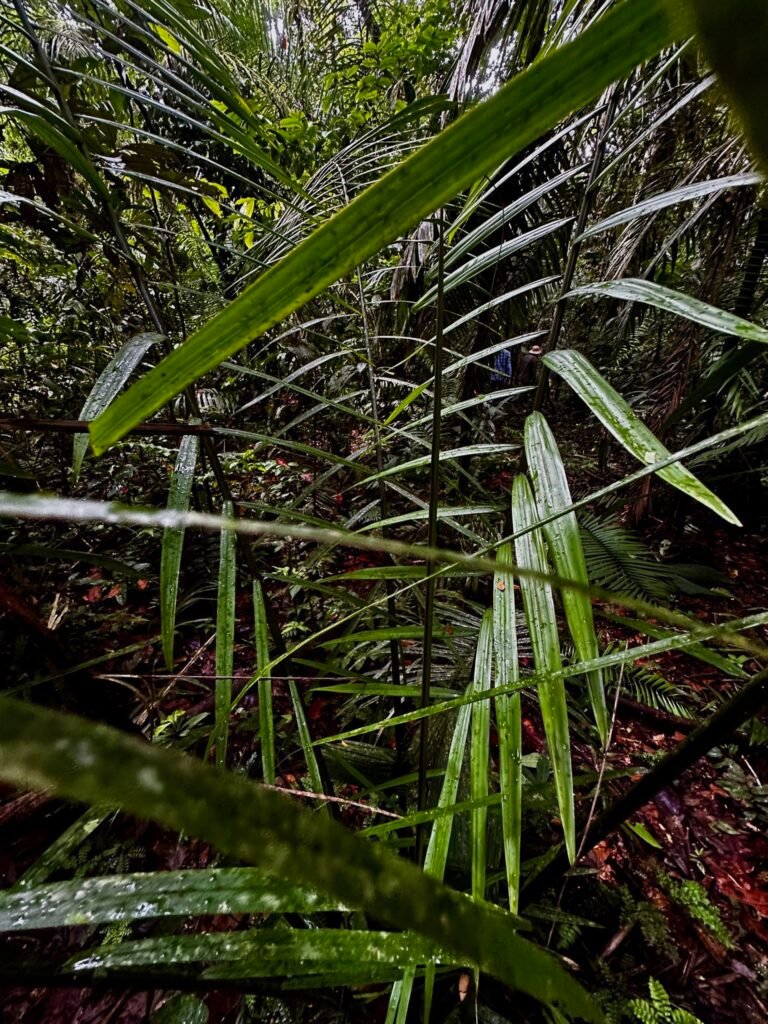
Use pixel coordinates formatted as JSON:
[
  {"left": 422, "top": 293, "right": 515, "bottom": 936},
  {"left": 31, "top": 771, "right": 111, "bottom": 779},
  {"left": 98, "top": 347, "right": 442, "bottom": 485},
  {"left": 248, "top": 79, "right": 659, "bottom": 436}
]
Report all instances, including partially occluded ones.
[{"left": 543, "top": 350, "right": 741, "bottom": 526}]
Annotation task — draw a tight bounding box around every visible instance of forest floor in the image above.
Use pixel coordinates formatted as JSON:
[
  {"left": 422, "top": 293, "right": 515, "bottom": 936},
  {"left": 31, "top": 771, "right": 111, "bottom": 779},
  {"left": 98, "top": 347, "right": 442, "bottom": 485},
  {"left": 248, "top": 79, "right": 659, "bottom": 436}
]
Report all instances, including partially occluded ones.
[{"left": 1, "top": 413, "right": 767, "bottom": 1024}]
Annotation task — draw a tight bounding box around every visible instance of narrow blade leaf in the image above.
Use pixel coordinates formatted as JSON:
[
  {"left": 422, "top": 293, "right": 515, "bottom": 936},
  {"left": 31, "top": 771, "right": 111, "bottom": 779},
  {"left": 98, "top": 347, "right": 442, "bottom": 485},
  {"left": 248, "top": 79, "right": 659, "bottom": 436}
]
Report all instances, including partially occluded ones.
[
  {"left": 470, "top": 610, "right": 494, "bottom": 901},
  {"left": 543, "top": 350, "right": 741, "bottom": 526},
  {"left": 0, "top": 697, "right": 599, "bottom": 1020},
  {"left": 90, "top": 0, "right": 687, "bottom": 452},
  {"left": 0, "top": 869, "right": 348, "bottom": 931},
  {"left": 512, "top": 475, "right": 575, "bottom": 863},
  {"left": 253, "top": 580, "right": 275, "bottom": 784},
  {"left": 213, "top": 503, "right": 236, "bottom": 768},
  {"left": 73, "top": 333, "right": 162, "bottom": 480},
  {"left": 525, "top": 413, "right": 608, "bottom": 744},
  {"left": 160, "top": 434, "right": 199, "bottom": 670},
  {"left": 493, "top": 542, "right": 522, "bottom": 912},
  {"left": 580, "top": 173, "right": 762, "bottom": 240},
  {"left": 568, "top": 278, "right": 768, "bottom": 345}
]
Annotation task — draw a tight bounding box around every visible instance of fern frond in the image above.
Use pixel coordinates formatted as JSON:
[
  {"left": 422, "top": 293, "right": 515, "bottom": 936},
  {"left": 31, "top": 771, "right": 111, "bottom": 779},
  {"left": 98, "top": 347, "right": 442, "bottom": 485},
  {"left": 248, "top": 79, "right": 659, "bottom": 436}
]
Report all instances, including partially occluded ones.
[{"left": 579, "top": 512, "right": 675, "bottom": 601}]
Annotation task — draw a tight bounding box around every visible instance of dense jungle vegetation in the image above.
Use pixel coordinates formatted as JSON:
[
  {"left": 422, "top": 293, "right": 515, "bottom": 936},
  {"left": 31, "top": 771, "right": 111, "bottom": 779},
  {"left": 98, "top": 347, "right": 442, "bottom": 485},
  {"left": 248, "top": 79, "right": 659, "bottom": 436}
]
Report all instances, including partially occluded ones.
[{"left": 2, "top": 0, "right": 768, "bottom": 1021}]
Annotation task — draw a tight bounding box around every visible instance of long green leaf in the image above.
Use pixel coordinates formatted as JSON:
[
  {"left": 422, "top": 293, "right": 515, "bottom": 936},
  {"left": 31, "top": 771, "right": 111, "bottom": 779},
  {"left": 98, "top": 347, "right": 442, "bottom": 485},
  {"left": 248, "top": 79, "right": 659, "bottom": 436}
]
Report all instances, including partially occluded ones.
[
  {"left": 322, "top": 626, "right": 462, "bottom": 646},
  {"left": 0, "top": 92, "right": 111, "bottom": 200},
  {"left": 568, "top": 278, "right": 768, "bottom": 345},
  {"left": 357, "top": 506, "right": 498, "bottom": 534},
  {"left": 441, "top": 277, "right": 560, "bottom": 339},
  {"left": 73, "top": 333, "right": 162, "bottom": 480},
  {"left": 0, "top": 869, "right": 348, "bottom": 930},
  {"left": 445, "top": 165, "right": 587, "bottom": 270},
  {"left": 493, "top": 542, "right": 522, "bottom": 913},
  {"left": 253, "top": 580, "right": 275, "bottom": 784},
  {"left": 471, "top": 610, "right": 494, "bottom": 901},
  {"left": 160, "top": 434, "right": 199, "bottom": 670},
  {"left": 415, "top": 218, "right": 573, "bottom": 310},
  {"left": 391, "top": 620, "right": 490, "bottom": 1023},
  {"left": 90, "top": 0, "right": 688, "bottom": 452},
  {"left": 14, "top": 808, "right": 108, "bottom": 889},
  {"left": 512, "top": 475, "right": 575, "bottom": 863},
  {"left": 288, "top": 678, "right": 326, "bottom": 801},
  {"left": 68, "top": 928, "right": 444, "bottom": 974},
  {"left": 543, "top": 350, "right": 741, "bottom": 526},
  {"left": 213, "top": 502, "right": 236, "bottom": 768},
  {"left": 365, "top": 445, "right": 518, "bottom": 483},
  {"left": 687, "top": 0, "right": 768, "bottom": 173},
  {"left": 525, "top": 413, "right": 608, "bottom": 744},
  {"left": 580, "top": 173, "right": 762, "bottom": 240},
  {"left": 316, "top": 611, "right": 768, "bottom": 748},
  {"left": 0, "top": 697, "right": 598, "bottom": 1019}
]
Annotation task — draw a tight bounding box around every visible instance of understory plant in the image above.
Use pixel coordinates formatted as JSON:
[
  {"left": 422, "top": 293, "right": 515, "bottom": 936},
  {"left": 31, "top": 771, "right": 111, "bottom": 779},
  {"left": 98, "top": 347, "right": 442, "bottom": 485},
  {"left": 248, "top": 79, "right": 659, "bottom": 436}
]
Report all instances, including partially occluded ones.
[{"left": 1, "top": 0, "right": 768, "bottom": 1020}]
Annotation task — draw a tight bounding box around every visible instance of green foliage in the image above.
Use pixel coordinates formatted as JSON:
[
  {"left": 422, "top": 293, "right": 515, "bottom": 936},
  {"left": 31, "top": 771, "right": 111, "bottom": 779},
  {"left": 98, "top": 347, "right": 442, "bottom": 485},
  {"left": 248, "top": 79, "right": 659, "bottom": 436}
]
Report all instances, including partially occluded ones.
[
  {"left": 578, "top": 513, "right": 721, "bottom": 602},
  {"left": 544, "top": 350, "right": 740, "bottom": 525},
  {"left": 2, "top": 0, "right": 768, "bottom": 1018},
  {"left": 526, "top": 412, "right": 607, "bottom": 742},
  {"left": 618, "top": 887, "right": 675, "bottom": 959},
  {"left": 160, "top": 435, "right": 200, "bottom": 670},
  {"left": 90, "top": 0, "right": 685, "bottom": 450},
  {"left": 657, "top": 873, "right": 734, "bottom": 949},
  {"left": 620, "top": 661, "right": 694, "bottom": 720},
  {"left": 153, "top": 995, "right": 209, "bottom": 1024},
  {"left": 626, "top": 979, "right": 704, "bottom": 1024}
]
